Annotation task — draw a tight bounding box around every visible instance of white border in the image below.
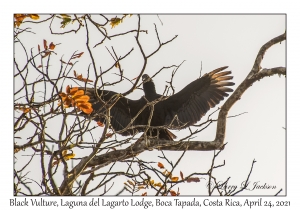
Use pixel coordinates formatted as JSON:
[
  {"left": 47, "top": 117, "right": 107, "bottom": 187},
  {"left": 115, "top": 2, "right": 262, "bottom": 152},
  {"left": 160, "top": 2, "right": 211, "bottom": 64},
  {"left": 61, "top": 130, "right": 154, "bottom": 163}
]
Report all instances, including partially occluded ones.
[{"left": 3, "top": 0, "right": 298, "bottom": 209}]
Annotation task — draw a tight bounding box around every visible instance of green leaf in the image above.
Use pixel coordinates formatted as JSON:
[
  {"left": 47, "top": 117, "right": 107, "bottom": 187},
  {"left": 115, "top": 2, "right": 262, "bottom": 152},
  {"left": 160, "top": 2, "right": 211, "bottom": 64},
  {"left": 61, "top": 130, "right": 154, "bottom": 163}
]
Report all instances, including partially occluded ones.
[{"left": 61, "top": 18, "right": 72, "bottom": 28}]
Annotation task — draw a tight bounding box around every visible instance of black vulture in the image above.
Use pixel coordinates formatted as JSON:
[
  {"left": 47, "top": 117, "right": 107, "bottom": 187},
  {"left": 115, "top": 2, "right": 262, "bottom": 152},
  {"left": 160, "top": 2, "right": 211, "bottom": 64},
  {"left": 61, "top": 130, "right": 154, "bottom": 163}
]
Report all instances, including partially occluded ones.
[{"left": 80, "top": 66, "right": 234, "bottom": 141}]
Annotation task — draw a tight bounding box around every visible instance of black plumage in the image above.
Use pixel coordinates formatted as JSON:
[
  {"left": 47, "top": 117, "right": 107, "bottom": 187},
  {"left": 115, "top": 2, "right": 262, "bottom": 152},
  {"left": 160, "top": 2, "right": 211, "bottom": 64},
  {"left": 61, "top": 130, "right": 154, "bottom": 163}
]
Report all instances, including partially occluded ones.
[{"left": 80, "top": 66, "right": 234, "bottom": 141}]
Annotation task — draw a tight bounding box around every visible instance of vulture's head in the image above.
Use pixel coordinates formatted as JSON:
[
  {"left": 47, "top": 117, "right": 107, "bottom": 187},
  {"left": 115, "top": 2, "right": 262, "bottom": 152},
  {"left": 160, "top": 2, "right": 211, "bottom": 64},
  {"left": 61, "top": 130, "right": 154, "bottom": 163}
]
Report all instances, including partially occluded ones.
[{"left": 142, "top": 74, "right": 152, "bottom": 83}]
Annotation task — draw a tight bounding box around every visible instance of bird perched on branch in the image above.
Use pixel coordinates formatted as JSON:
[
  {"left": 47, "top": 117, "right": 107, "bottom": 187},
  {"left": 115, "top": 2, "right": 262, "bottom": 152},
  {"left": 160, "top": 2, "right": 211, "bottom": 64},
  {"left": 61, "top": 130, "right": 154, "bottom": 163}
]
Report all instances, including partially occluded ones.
[{"left": 79, "top": 66, "right": 234, "bottom": 141}]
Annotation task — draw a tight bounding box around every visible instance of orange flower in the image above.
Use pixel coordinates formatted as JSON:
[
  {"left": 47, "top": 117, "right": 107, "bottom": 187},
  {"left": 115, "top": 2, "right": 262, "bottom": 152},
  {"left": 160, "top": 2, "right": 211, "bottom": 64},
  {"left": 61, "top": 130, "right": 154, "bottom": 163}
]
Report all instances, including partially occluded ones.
[{"left": 59, "top": 85, "right": 93, "bottom": 114}]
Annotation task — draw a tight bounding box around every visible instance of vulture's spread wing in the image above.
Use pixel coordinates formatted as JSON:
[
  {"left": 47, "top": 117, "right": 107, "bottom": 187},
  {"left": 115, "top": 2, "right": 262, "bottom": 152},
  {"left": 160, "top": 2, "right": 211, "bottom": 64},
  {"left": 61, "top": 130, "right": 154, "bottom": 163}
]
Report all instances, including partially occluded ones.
[
  {"left": 161, "top": 66, "right": 234, "bottom": 129},
  {"left": 81, "top": 88, "right": 147, "bottom": 136},
  {"left": 79, "top": 66, "right": 234, "bottom": 138}
]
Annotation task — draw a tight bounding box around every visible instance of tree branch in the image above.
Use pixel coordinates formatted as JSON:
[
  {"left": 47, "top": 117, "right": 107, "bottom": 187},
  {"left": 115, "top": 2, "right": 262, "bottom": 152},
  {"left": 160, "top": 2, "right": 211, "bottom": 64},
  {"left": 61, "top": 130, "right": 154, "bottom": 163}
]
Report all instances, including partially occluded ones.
[{"left": 63, "top": 32, "right": 286, "bottom": 173}]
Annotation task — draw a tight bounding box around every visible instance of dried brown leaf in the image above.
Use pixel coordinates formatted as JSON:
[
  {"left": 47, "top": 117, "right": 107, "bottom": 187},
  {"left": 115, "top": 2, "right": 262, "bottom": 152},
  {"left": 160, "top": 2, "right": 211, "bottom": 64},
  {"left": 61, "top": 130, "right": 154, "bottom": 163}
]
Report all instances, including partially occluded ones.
[
  {"left": 127, "top": 180, "right": 135, "bottom": 186},
  {"left": 72, "top": 52, "right": 84, "bottom": 59},
  {"left": 180, "top": 171, "right": 184, "bottom": 180},
  {"left": 158, "top": 162, "right": 164, "bottom": 169},
  {"left": 28, "top": 14, "right": 39, "bottom": 20},
  {"left": 49, "top": 42, "right": 55, "bottom": 50},
  {"left": 43, "top": 39, "right": 48, "bottom": 50},
  {"left": 97, "top": 121, "right": 104, "bottom": 127},
  {"left": 170, "top": 190, "right": 177, "bottom": 196},
  {"left": 186, "top": 177, "right": 200, "bottom": 183},
  {"left": 105, "top": 133, "right": 113, "bottom": 138},
  {"left": 171, "top": 177, "right": 179, "bottom": 182}
]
